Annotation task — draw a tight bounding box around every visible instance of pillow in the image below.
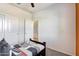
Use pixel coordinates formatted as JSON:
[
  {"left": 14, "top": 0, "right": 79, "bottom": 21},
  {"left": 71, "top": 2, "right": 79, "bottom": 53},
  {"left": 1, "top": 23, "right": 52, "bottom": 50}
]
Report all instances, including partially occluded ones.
[
  {"left": 0, "top": 38, "right": 9, "bottom": 47},
  {"left": 29, "top": 41, "right": 37, "bottom": 46},
  {"left": 29, "top": 41, "right": 44, "bottom": 53},
  {"left": 14, "top": 44, "right": 21, "bottom": 48},
  {"left": 0, "top": 38, "right": 10, "bottom": 56}
]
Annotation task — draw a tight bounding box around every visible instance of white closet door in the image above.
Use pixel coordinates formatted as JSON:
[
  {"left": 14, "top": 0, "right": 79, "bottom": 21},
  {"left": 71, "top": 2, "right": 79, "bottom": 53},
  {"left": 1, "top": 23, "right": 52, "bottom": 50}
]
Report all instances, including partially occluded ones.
[
  {"left": 0, "top": 15, "right": 3, "bottom": 32},
  {"left": 0, "top": 15, "right": 4, "bottom": 41},
  {"left": 0, "top": 14, "right": 26, "bottom": 45},
  {"left": 0, "top": 14, "right": 33, "bottom": 45},
  {"left": 4, "top": 15, "right": 19, "bottom": 45},
  {"left": 18, "top": 18, "right": 24, "bottom": 44},
  {"left": 25, "top": 20, "right": 33, "bottom": 43}
]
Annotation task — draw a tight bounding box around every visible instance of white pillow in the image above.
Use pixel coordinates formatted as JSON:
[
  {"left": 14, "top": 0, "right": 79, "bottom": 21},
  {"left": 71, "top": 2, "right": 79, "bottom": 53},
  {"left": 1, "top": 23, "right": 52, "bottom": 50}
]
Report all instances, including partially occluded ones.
[{"left": 29, "top": 41, "right": 44, "bottom": 53}]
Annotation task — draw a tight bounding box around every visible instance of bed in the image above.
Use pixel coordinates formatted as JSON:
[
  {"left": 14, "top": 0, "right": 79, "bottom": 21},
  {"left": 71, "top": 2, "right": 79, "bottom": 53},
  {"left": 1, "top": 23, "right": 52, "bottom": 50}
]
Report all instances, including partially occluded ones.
[{"left": 11, "top": 38, "right": 46, "bottom": 56}]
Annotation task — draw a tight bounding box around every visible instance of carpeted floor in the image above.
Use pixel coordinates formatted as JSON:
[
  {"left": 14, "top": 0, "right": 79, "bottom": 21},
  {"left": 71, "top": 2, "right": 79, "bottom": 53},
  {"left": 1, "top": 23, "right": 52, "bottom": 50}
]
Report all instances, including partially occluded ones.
[{"left": 46, "top": 48, "right": 70, "bottom": 56}]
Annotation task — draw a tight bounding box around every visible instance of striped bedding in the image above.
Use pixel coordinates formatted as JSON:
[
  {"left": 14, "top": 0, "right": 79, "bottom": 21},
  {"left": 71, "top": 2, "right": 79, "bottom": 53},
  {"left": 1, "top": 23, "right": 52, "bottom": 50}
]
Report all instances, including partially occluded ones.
[{"left": 11, "top": 42, "right": 44, "bottom": 56}]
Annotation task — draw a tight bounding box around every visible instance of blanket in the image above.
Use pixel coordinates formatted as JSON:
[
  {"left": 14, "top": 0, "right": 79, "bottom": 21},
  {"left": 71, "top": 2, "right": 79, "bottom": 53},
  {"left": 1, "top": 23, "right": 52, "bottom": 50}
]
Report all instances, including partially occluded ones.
[{"left": 12, "top": 46, "right": 37, "bottom": 56}]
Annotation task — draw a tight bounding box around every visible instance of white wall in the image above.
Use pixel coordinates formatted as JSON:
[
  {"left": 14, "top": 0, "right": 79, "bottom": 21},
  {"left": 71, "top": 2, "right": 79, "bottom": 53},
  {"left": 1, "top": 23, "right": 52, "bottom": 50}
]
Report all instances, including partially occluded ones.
[
  {"left": 0, "top": 4, "right": 33, "bottom": 45},
  {"left": 34, "top": 4, "right": 76, "bottom": 55}
]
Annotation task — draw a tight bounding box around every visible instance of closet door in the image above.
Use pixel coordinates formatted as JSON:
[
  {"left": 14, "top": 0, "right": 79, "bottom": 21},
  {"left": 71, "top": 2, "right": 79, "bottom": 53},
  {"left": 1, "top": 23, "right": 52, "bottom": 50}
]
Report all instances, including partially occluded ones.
[
  {"left": 0, "top": 14, "right": 25, "bottom": 45},
  {"left": 4, "top": 15, "right": 19, "bottom": 45},
  {"left": 18, "top": 18, "right": 24, "bottom": 44},
  {"left": 0, "top": 15, "right": 4, "bottom": 41},
  {"left": 25, "top": 20, "right": 33, "bottom": 43}
]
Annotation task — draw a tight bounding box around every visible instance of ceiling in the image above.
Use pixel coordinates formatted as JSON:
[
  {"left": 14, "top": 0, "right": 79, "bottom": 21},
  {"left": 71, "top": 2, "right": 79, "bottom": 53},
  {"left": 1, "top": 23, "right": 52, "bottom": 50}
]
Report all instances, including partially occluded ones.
[{"left": 11, "top": 3, "right": 54, "bottom": 13}]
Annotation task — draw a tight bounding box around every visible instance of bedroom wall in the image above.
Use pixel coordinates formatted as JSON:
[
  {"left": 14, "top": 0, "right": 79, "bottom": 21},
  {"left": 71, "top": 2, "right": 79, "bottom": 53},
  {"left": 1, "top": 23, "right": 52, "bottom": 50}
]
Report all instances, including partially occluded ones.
[
  {"left": 0, "top": 4, "right": 33, "bottom": 45},
  {"left": 34, "top": 3, "right": 76, "bottom": 55}
]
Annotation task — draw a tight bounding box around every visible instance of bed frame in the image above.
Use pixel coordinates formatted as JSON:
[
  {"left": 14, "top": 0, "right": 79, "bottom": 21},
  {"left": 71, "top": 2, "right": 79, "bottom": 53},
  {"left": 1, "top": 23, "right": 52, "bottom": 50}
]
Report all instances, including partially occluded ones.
[{"left": 30, "top": 38, "right": 46, "bottom": 56}]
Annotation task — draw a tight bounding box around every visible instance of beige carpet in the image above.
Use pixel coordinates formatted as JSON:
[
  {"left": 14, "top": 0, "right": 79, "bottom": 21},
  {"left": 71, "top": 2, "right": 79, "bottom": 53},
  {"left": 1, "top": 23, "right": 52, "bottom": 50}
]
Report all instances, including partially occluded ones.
[{"left": 46, "top": 48, "right": 70, "bottom": 56}]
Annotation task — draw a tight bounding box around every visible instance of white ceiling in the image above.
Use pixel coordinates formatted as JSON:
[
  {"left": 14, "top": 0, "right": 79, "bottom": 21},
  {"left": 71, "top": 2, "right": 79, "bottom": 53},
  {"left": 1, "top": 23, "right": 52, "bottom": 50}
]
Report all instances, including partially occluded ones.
[{"left": 11, "top": 3, "right": 54, "bottom": 13}]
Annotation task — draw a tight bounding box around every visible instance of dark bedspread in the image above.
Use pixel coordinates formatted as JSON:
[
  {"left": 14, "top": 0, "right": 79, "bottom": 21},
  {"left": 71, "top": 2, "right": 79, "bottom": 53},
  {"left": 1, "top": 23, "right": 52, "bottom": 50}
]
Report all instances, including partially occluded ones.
[{"left": 27, "top": 47, "right": 37, "bottom": 56}]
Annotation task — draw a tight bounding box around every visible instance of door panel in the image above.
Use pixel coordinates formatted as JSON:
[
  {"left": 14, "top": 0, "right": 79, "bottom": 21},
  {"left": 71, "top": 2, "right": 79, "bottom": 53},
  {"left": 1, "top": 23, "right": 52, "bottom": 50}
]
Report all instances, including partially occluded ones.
[{"left": 76, "top": 3, "right": 79, "bottom": 56}]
